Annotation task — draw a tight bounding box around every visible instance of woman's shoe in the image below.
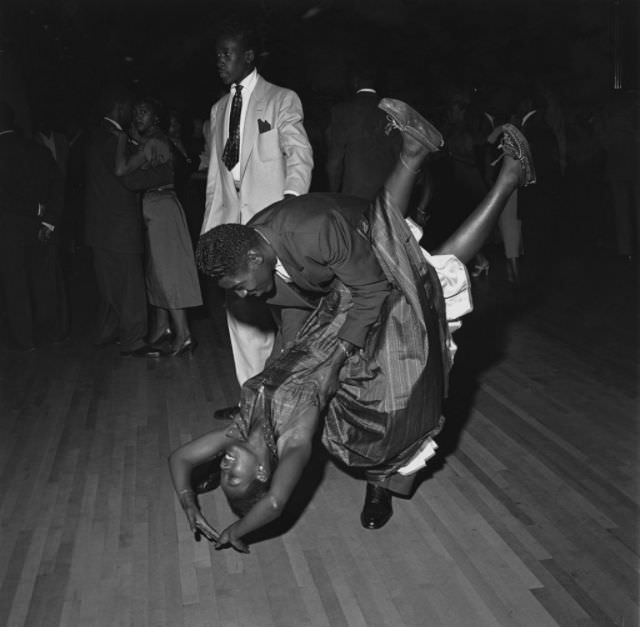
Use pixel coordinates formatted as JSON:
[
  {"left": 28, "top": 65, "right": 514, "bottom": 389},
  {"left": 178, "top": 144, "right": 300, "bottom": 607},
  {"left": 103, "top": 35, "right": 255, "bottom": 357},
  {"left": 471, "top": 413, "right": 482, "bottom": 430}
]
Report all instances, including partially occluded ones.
[
  {"left": 148, "top": 328, "right": 173, "bottom": 346},
  {"left": 499, "top": 124, "right": 536, "bottom": 187},
  {"left": 378, "top": 98, "right": 444, "bottom": 153},
  {"left": 171, "top": 337, "right": 197, "bottom": 357},
  {"left": 471, "top": 259, "right": 490, "bottom": 277}
]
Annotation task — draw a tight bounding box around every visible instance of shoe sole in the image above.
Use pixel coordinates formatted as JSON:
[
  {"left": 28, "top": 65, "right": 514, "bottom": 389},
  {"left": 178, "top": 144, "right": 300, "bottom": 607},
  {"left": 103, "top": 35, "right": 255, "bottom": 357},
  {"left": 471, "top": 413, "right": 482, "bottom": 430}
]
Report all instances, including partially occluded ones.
[
  {"left": 501, "top": 123, "right": 536, "bottom": 186},
  {"left": 378, "top": 98, "right": 444, "bottom": 152}
]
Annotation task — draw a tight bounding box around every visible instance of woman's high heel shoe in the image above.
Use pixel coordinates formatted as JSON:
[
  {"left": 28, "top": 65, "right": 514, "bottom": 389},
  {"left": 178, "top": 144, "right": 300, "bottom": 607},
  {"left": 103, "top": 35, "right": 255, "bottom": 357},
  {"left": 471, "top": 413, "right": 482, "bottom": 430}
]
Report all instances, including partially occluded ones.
[
  {"left": 149, "top": 328, "right": 173, "bottom": 346},
  {"left": 171, "top": 337, "right": 197, "bottom": 357},
  {"left": 471, "top": 259, "right": 490, "bottom": 277}
]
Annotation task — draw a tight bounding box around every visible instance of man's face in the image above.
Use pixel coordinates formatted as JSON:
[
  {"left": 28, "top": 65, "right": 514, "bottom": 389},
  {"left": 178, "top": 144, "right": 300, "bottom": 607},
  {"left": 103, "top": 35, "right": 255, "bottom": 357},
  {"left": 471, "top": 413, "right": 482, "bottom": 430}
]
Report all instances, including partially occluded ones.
[
  {"left": 218, "top": 255, "right": 275, "bottom": 299},
  {"left": 216, "top": 35, "right": 254, "bottom": 85}
]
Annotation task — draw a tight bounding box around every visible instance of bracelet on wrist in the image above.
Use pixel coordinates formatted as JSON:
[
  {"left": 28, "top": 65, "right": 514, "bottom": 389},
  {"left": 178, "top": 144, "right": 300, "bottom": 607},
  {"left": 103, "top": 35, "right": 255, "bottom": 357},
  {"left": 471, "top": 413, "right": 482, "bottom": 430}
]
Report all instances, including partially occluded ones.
[
  {"left": 338, "top": 340, "right": 356, "bottom": 358},
  {"left": 178, "top": 488, "right": 196, "bottom": 502}
]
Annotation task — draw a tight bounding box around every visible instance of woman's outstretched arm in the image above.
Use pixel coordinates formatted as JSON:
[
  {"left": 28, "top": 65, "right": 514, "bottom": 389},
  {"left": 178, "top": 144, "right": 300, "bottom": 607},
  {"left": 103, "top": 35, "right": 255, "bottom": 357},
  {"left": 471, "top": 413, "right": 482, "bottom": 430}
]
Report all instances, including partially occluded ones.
[
  {"left": 169, "top": 428, "right": 231, "bottom": 541},
  {"left": 217, "top": 439, "right": 313, "bottom": 552},
  {"left": 215, "top": 405, "right": 320, "bottom": 552}
]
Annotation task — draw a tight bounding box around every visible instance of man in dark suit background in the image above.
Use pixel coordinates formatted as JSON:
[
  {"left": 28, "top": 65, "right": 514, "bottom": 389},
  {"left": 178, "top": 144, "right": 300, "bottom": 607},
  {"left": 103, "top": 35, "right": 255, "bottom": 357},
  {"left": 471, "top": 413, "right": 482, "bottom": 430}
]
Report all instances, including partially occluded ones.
[
  {"left": 326, "top": 66, "right": 401, "bottom": 201},
  {"left": 84, "top": 87, "right": 159, "bottom": 357},
  {"left": 516, "top": 88, "right": 562, "bottom": 276},
  {"left": 0, "top": 101, "right": 66, "bottom": 350}
]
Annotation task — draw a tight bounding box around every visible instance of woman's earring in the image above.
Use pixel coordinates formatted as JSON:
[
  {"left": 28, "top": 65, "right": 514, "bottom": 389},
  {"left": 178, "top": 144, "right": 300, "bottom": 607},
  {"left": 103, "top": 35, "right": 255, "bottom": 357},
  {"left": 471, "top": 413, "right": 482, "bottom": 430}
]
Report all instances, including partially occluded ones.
[{"left": 256, "top": 465, "right": 269, "bottom": 482}]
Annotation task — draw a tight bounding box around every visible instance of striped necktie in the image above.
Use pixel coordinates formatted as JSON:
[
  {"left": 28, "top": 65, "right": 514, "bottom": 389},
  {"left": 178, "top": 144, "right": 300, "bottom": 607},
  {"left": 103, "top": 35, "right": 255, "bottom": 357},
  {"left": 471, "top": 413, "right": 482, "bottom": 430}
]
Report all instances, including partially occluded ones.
[{"left": 222, "top": 84, "right": 243, "bottom": 170}]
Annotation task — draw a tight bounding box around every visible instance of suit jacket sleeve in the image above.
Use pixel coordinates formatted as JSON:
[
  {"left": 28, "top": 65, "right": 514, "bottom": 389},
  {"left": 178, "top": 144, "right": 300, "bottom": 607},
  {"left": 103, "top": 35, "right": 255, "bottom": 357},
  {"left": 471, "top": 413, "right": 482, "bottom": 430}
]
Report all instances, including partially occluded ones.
[
  {"left": 277, "top": 90, "right": 313, "bottom": 195},
  {"left": 203, "top": 102, "right": 221, "bottom": 229},
  {"left": 316, "top": 212, "right": 390, "bottom": 347},
  {"left": 32, "top": 144, "right": 64, "bottom": 226}
]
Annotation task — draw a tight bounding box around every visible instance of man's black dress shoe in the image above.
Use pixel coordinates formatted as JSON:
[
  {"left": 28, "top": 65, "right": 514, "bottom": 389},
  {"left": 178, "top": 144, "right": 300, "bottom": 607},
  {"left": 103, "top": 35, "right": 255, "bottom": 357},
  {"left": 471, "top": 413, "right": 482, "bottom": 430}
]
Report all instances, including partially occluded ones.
[
  {"left": 360, "top": 483, "right": 393, "bottom": 529},
  {"left": 213, "top": 405, "right": 239, "bottom": 420},
  {"left": 120, "top": 344, "right": 164, "bottom": 358}
]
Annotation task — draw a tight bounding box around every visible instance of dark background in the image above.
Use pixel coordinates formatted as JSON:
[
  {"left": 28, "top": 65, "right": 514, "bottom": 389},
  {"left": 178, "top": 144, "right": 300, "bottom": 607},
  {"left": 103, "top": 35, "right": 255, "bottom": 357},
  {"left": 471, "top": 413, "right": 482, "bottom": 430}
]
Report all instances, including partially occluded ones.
[{"left": 1, "top": 0, "right": 637, "bottom": 129}]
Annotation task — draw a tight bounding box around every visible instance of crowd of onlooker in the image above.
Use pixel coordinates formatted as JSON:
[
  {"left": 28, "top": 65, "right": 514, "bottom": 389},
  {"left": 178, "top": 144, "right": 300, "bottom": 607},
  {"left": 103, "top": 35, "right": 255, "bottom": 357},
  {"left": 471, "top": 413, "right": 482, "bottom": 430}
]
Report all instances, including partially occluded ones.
[{"left": 0, "top": 53, "right": 637, "bottom": 353}]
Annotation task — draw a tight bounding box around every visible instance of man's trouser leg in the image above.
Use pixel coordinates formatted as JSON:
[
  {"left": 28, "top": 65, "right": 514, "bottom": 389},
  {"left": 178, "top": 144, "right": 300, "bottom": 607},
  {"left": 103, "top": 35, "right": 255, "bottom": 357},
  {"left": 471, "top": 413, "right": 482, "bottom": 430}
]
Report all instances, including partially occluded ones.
[
  {"left": 226, "top": 292, "right": 276, "bottom": 386},
  {"left": 93, "top": 247, "right": 147, "bottom": 351}
]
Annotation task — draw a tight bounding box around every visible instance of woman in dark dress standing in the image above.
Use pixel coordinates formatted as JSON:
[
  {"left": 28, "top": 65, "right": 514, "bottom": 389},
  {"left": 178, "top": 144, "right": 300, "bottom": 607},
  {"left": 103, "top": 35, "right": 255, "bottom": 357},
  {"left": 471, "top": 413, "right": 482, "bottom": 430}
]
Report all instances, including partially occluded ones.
[{"left": 114, "top": 97, "right": 202, "bottom": 355}]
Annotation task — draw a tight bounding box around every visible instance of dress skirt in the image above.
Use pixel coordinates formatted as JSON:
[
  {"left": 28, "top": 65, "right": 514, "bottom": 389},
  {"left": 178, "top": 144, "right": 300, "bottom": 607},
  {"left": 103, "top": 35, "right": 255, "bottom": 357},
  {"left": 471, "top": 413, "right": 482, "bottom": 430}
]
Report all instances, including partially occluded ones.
[
  {"left": 236, "top": 189, "right": 471, "bottom": 488},
  {"left": 143, "top": 189, "right": 202, "bottom": 309}
]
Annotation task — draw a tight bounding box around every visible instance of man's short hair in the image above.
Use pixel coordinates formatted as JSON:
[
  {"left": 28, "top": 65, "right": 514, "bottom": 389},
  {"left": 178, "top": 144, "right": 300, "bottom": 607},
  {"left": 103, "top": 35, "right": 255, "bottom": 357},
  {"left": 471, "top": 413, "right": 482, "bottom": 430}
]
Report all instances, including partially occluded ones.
[
  {"left": 95, "top": 84, "right": 134, "bottom": 117},
  {"left": 196, "top": 224, "right": 263, "bottom": 280},
  {"left": 216, "top": 18, "right": 260, "bottom": 56}
]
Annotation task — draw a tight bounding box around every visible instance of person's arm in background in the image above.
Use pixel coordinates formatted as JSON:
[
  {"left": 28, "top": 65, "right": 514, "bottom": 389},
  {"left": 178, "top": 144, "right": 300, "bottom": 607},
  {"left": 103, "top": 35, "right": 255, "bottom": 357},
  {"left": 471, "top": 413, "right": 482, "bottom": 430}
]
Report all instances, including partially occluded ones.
[{"left": 32, "top": 144, "right": 64, "bottom": 242}]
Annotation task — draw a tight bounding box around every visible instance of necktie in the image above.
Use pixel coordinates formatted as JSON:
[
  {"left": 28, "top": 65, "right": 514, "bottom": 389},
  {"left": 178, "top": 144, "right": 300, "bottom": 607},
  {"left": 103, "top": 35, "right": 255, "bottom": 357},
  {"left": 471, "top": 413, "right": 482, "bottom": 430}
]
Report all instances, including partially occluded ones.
[{"left": 222, "top": 84, "right": 243, "bottom": 170}]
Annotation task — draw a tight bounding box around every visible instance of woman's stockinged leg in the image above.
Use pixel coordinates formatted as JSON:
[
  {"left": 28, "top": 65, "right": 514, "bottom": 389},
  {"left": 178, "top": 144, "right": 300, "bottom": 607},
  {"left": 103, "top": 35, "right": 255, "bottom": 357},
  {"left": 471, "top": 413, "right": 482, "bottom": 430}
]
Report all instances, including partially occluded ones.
[
  {"left": 377, "top": 99, "right": 443, "bottom": 219},
  {"left": 169, "top": 308, "right": 190, "bottom": 344},
  {"left": 383, "top": 146, "right": 428, "bottom": 219},
  {"left": 434, "top": 156, "right": 521, "bottom": 264},
  {"left": 149, "top": 305, "right": 170, "bottom": 343}
]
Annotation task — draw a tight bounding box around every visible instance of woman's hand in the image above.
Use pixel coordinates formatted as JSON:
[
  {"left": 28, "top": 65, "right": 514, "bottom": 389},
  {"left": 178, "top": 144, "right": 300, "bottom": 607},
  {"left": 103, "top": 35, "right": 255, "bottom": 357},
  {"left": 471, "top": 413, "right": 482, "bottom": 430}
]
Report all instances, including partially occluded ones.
[
  {"left": 180, "top": 491, "right": 219, "bottom": 542},
  {"left": 214, "top": 523, "right": 250, "bottom": 554}
]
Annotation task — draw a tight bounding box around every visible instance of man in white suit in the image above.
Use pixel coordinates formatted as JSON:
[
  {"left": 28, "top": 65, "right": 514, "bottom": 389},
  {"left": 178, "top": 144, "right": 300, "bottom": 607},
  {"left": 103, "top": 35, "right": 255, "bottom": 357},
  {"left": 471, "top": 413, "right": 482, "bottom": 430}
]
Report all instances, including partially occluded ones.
[{"left": 201, "top": 21, "right": 313, "bottom": 418}]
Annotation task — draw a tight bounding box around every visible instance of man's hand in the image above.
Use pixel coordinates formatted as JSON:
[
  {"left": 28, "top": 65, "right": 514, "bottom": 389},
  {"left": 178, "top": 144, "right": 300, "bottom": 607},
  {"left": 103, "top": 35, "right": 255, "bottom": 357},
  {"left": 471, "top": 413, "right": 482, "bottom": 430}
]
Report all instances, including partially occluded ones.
[
  {"left": 309, "top": 338, "right": 357, "bottom": 401},
  {"left": 215, "top": 523, "right": 250, "bottom": 553}
]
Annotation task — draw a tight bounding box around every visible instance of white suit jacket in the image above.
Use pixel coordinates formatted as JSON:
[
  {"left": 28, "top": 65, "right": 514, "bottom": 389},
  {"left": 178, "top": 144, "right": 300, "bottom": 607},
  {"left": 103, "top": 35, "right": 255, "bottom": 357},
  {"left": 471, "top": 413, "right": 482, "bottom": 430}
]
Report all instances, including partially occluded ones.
[{"left": 201, "top": 75, "right": 313, "bottom": 233}]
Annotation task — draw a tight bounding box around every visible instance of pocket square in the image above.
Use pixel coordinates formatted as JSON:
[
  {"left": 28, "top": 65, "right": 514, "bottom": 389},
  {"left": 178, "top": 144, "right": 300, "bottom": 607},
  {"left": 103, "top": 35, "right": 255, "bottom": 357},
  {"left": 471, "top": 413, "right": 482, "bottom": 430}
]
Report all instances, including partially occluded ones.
[{"left": 258, "top": 119, "right": 272, "bottom": 133}]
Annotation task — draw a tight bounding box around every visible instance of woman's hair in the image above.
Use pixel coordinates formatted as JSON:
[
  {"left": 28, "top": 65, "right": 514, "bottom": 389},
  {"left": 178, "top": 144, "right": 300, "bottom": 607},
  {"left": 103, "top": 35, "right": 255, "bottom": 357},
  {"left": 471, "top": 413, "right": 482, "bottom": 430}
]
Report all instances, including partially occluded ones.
[
  {"left": 224, "top": 477, "right": 271, "bottom": 517},
  {"left": 136, "top": 96, "right": 169, "bottom": 131},
  {"left": 196, "top": 224, "right": 262, "bottom": 279}
]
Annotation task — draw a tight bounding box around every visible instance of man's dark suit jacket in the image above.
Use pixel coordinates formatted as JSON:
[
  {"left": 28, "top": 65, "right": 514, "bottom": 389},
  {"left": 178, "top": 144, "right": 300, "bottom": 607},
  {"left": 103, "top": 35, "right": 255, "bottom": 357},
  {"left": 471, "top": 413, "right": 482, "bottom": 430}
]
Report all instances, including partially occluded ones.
[
  {"left": 84, "top": 120, "right": 169, "bottom": 252},
  {"left": 521, "top": 110, "right": 561, "bottom": 188},
  {"left": 326, "top": 90, "right": 400, "bottom": 201},
  {"left": 0, "top": 131, "right": 63, "bottom": 233},
  {"left": 84, "top": 121, "right": 143, "bottom": 253},
  {"left": 249, "top": 193, "right": 391, "bottom": 348}
]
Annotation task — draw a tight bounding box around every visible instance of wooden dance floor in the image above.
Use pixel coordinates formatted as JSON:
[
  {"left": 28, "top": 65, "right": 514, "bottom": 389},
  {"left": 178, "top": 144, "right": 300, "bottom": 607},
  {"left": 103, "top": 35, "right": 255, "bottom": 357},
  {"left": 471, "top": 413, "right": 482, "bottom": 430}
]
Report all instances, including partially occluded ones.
[{"left": 1, "top": 252, "right": 637, "bottom": 627}]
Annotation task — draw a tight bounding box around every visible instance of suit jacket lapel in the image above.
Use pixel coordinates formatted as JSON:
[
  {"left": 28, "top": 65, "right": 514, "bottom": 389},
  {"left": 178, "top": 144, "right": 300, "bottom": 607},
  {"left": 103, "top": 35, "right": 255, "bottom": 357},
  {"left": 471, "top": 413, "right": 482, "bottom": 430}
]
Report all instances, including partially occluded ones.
[
  {"left": 240, "top": 76, "right": 265, "bottom": 179},
  {"left": 216, "top": 93, "right": 230, "bottom": 157}
]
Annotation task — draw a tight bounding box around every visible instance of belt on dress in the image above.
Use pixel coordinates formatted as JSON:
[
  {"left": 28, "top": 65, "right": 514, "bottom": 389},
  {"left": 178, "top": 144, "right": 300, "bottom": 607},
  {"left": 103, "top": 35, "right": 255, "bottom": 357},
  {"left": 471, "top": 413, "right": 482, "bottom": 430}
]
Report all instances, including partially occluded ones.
[{"left": 146, "top": 184, "right": 175, "bottom": 193}]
